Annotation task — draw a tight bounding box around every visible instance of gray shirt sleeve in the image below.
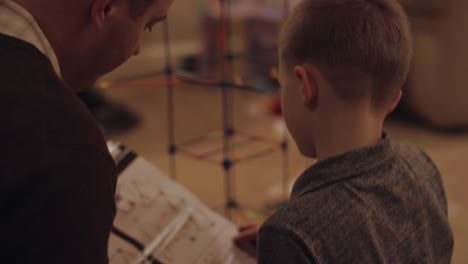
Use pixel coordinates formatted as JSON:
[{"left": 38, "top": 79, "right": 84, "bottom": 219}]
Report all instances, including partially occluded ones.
[{"left": 258, "top": 225, "right": 317, "bottom": 264}]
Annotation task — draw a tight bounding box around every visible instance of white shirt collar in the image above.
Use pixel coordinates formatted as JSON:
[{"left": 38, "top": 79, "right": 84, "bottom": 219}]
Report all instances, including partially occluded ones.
[{"left": 0, "top": 0, "right": 61, "bottom": 77}]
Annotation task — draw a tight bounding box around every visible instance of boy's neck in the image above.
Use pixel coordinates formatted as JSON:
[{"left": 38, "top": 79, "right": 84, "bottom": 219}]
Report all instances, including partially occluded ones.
[{"left": 314, "top": 110, "right": 384, "bottom": 161}]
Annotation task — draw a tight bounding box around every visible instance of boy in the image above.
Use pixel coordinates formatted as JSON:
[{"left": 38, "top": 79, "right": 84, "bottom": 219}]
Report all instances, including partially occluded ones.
[{"left": 235, "top": 0, "right": 454, "bottom": 263}]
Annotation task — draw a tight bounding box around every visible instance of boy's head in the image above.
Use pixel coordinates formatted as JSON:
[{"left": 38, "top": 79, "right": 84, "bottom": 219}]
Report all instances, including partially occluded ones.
[{"left": 278, "top": 0, "right": 412, "bottom": 157}]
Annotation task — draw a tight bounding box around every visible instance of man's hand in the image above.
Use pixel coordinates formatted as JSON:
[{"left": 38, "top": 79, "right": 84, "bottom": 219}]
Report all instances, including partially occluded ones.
[{"left": 233, "top": 224, "right": 260, "bottom": 257}]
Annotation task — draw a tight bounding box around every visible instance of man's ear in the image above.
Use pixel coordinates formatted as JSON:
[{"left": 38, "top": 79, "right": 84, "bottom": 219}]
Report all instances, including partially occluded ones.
[
  {"left": 388, "top": 90, "right": 403, "bottom": 114},
  {"left": 91, "top": 0, "right": 112, "bottom": 28},
  {"left": 294, "top": 65, "right": 318, "bottom": 111}
]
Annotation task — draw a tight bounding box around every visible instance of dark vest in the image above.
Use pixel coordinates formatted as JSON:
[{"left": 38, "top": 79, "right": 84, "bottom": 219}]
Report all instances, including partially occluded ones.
[{"left": 0, "top": 33, "right": 117, "bottom": 263}]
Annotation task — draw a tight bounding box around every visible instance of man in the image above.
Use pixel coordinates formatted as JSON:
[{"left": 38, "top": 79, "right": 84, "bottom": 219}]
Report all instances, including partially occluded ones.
[{"left": 0, "top": 0, "right": 173, "bottom": 262}]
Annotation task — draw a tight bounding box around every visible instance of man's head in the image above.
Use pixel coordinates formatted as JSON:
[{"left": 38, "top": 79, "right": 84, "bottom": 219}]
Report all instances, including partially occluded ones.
[
  {"left": 278, "top": 0, "right": 412, "bottom": 157},
  {"left": 15, "top": 0, "right": 173, "bottom": 90}
]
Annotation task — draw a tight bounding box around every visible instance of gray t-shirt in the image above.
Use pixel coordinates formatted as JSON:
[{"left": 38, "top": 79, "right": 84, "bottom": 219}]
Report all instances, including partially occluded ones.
[{"left": 258, "top": 134, "right": 453, "bottom": 263}]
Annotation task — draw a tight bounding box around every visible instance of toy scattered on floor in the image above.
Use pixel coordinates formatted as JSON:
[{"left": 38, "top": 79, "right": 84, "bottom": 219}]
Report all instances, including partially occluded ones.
[{"left": 195, "top": 0, "right": 300, "bottom": 93}]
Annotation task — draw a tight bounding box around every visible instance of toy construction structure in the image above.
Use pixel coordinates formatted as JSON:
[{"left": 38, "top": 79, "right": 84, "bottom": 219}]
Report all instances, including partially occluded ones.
[{"left": 104, "top": 0, "right": 293, "bottom": 221}]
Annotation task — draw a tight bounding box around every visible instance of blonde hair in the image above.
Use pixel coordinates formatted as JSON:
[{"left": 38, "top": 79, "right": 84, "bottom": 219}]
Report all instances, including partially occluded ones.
[{"left": 280, "top": 0, "right": 413, "bottom": 107}]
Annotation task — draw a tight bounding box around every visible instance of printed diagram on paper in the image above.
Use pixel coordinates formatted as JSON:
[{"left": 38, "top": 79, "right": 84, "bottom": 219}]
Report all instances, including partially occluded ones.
[{"left": 108, "top": 155, "right": 255, "bottom": 264}]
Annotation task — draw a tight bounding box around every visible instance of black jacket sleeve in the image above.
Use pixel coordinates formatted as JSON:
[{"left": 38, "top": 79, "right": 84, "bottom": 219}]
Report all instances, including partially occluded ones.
[{"left": 3, "top": 145, "right": 116, "bottom": 264}]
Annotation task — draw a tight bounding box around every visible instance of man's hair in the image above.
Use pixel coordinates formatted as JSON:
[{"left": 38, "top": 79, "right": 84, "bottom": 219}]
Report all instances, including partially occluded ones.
[
  {"left": 128, "top": 0, "right": 155, "bottom": 18},
  {"left": 280, "top": 0, "right": 413, "bottom": 107}
]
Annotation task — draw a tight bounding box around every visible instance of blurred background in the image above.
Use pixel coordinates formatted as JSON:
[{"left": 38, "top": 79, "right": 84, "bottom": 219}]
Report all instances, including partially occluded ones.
[{"left": 85, "top": 0, "right": 467, "bottom": 263}]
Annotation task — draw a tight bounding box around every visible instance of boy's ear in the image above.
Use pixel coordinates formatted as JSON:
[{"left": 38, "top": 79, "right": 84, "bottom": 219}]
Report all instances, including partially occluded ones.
[
  {"left": 388, "top": 90, "right": 403, "bottom": 114},
  {"left": 91, "top": 0, "right": 112, "bottom": 29},
  {"left": 294, "top": 65, "right": 318, "bottom": 111}
]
